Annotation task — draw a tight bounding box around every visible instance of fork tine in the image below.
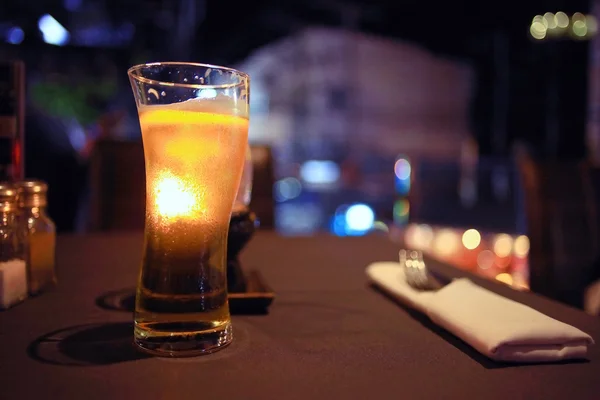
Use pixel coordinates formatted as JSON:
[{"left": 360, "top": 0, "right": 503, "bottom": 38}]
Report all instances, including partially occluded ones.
[
  {"left": 406, "top": 258, "right": 422, "bottom": 290},
  {"left": 402, "top": 256, "right": 415, "bottom": 288},
  {"left": 399, "top": 249, "right": 408, "bottom": 266}
]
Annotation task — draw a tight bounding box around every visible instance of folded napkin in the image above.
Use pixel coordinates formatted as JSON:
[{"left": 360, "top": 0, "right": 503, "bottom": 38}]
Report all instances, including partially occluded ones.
[{"left": 366, "top": 262, "right": 594, "bottom": 363}]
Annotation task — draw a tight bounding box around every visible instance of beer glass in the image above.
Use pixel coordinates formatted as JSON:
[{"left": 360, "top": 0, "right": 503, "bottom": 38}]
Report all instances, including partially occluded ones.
[{"left": 128, "top": 62, "right": 249, "bottom": 356}]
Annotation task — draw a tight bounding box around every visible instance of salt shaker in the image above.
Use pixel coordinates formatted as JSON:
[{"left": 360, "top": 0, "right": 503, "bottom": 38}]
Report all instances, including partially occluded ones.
[
  {"left": 0, "top": 183, "right": 28, "bottom": 309},
  {"left": 17, "top": 180, "right": 56, "bottom": 295}
]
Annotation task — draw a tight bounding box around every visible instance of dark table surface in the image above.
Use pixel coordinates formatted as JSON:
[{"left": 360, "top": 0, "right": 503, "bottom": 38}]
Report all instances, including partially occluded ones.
[{"left": 1, "top": 232, "right": 599, "bottom": 400}]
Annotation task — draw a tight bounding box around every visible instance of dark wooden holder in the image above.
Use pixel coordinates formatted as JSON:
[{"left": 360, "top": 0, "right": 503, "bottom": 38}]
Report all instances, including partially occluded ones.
[{"left": 227, "top": 209, "right": 275, "bottom": 315}]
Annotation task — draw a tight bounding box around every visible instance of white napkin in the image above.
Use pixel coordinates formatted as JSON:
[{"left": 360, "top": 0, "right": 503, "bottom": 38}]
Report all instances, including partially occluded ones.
[{"left": 366, "top": 262, "right": 594, "bottom": 363}]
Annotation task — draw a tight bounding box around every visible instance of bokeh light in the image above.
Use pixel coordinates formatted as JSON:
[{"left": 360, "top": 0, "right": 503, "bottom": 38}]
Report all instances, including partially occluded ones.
[
  {"left": 461, "top": 229, "right": 481, "bottom": 250},
  {"left": 300, "top": 160, "right": 340, "bottom": 185},
  {"left": 434, "top": 229, "right": 460, "bottom": 257},
  {"left": 495, "top": 273, "right": 514, "bottom": 286},
  {"left": 514, "top": 235, "right": 530, "bottom": 258},
  {"left": 409, "top": 224, "right": 434, "bottom": 251},
  {"left": 38, "top": 14, "right": 70, "bottom": 46},
  {"left": 394, "top": 158, "right": 411, "bottom": 180},
  {"left": 372, "top": 221, "right": 389, "bottom": 233},
  {"left": 477, "top": 250, "right": 495, "bottom": 270},
  {"left": 197, "top": 88, "right": 217, "bottom": 99},
  {"left": 394, "top": 157, "right": 411, "bottom": 195},
  {"left": 572, "top": 12, "right": 586, "bottom": 23},
  {"left": 573, "top": 20, "right": 587, "bottom": 37},
  {"left": 393, "top": 199, "right": 410, "bottom": 225},
  {"left": 555, "top": 11, "right": 569, "bottom": 28},
  {"left": 530, "top": 21, "right": 547, "bottom": 40},
  {"left": 6, "top": 27, "right": 24, "bottom": 45},
  {"left": 543, "top": 12, "right": 557, "bottom": 29},
  {"left": 345, "top": 204, "right": 375, "bottom": 232},
  {"left": 493, "top": 234, "right": 513, "bottom": 258},
  {"left": 274, "top": 177, "right": 302, "bottom": 202}
]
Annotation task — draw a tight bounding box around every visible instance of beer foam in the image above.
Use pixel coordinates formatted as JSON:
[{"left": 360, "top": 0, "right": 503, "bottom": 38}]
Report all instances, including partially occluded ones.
[{"left": 139, "top": 95, "right": 248, "bottom": 119}]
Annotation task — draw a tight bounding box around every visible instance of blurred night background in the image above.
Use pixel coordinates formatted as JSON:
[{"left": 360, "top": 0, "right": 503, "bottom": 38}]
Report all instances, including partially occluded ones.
[{"left": 3, "top": 0, "right": 600, "bottom": 309}]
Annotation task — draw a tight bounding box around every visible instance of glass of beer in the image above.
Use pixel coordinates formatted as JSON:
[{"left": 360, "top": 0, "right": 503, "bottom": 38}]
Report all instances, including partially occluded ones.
[{"left": 128, "top": 62, "right": 249, "bottom": 356}]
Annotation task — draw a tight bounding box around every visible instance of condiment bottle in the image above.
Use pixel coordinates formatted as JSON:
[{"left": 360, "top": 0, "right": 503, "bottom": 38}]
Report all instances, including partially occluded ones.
[
  {"left": 0, "top": 183, "right": 27, "bottom": 308},
  {"left": 17, "top": 180, "right": 56, "bottom": 295}
]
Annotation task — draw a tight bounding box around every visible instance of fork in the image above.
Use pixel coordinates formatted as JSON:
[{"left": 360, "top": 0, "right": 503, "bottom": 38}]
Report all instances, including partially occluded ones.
[{"left": 400, "top": 249, "right": 445, "bottom": 291}]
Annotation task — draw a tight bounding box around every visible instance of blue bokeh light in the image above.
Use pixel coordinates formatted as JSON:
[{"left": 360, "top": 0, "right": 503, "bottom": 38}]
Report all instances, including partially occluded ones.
[
  {"left": 6, "top": 27, "right": 24, "bottom": 45},
  {"left": 38, "top": 14, "right": 70, "bottom": 46}
]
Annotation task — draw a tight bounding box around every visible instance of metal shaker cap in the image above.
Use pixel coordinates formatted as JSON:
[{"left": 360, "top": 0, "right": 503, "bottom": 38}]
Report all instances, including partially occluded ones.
[
  {"left": 16, "top": 180, "right": 48, "bottom": 208},
  {"left": 0, "top": 183, "right": 18, "bottom": 212}
]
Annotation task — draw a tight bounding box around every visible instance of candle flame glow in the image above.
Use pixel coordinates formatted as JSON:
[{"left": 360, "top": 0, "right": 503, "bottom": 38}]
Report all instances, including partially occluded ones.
[{"left": 155, "top": 174, "right": 196, "bottom": 218}]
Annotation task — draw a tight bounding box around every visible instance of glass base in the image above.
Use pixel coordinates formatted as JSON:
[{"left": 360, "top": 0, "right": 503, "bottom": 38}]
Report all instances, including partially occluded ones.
[{"left": 134, "top": 321, "right": 233, "bottom": 357}]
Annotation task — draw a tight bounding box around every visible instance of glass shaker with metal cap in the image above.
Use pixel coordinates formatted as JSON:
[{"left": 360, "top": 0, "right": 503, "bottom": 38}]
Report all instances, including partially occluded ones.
[
  {"left": 17, "top": 180, "right": 56, "bottom": 295},
  {"left": 0, "top": 183, "right": 28, "bottom": 308},
  {"left": 0, "top": 184, "right": 26, "bottom": 262}
]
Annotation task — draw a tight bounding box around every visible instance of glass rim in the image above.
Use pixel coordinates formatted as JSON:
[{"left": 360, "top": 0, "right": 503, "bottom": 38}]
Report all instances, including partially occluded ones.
[{"left": 127, "top": 61, "right": 249, "bottom": 90}]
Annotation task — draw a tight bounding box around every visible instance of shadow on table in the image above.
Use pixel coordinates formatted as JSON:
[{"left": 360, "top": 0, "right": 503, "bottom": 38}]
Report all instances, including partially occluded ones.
[
  {"left": 370, "top": 284, "right": 590, "bottom": 369},
  {"left": 95, "top": 286, "right": 273, "bottom": 315},
  {"left": 28, "top": 322, "right": 150, "bottom": 366}
]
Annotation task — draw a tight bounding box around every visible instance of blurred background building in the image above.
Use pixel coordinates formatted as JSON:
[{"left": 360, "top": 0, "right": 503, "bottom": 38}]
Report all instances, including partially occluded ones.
[{"left": 239, "top": 28, "right": 471, "bottom": 234}]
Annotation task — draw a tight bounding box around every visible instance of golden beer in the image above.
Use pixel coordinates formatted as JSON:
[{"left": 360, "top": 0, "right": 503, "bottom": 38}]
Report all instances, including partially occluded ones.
[{"left": 133, "top": 98, "right": 248, "bottom": 355}]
